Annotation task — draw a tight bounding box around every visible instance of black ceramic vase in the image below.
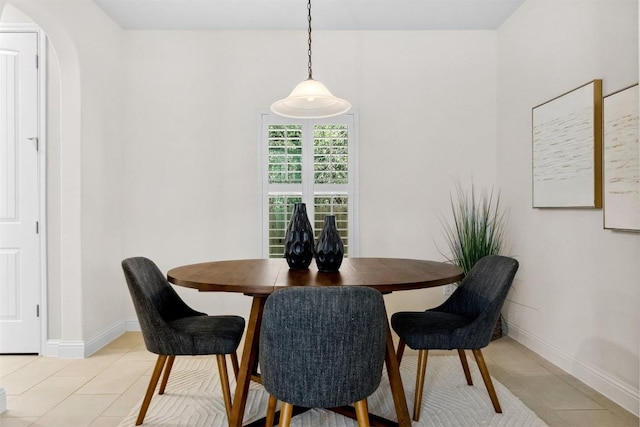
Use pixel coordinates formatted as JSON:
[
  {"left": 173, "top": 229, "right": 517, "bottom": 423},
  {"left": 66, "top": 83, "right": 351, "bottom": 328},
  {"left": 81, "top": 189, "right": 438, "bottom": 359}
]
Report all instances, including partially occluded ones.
[
  {"left": 314, "top": 215, "right": 344, "bottom": 272},
  {"left": 283, "top": 203, "right": 314, "bottom": 270}
]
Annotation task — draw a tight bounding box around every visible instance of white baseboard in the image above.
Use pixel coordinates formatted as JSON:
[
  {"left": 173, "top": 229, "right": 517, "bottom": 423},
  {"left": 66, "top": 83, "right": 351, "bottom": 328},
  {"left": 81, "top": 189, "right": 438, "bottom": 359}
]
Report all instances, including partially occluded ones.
[
  {"left": 42, "top": 339, "right": 60, "bottom": 357},
  {"left": 58, "top": 340, "right": 86, "bottom": 359},
  {"left": 42, "top": 339, "right": 85, "bottom": 359},
  {"left": 508, "top": 323, "right": 639, "bottom": 416},
  {"left": 0, "top": 387, "right": 6, "bottom": 414},
  {"left": 83, "top": 321, "right": 128, "bottom": 357},
  {"left": 41, "top": 319, "right": 141, "bottom": 359},
  {"left": 125, "top": 319, "right": 141, "bottom": 331}
]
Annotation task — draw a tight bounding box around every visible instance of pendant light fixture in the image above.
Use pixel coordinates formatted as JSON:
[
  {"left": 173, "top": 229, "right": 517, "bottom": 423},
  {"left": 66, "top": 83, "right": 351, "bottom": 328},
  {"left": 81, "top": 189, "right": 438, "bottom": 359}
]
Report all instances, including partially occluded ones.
[{"left": 270, "top": 0, "right": 351, "bottom": 119}]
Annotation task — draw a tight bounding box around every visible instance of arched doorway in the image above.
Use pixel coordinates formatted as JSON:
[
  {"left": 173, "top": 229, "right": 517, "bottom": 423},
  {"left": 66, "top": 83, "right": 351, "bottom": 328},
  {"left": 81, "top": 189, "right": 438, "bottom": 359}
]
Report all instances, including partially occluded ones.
[{"left": 0, "top": 1, "right": 83, "bottom": 355}]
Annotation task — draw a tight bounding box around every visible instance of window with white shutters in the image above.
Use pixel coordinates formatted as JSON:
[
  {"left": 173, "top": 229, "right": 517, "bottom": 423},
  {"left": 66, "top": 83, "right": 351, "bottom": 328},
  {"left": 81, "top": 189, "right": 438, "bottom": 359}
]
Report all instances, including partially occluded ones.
[{"left": 261, "top": 114, "right": 358, "bottom": 259}]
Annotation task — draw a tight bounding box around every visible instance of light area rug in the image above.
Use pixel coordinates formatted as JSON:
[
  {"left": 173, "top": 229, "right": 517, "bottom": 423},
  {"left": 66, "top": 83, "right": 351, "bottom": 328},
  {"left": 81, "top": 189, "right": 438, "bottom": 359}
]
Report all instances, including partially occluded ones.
[{"left": 117, "top": 355, "right": 548, "bottom": 427}]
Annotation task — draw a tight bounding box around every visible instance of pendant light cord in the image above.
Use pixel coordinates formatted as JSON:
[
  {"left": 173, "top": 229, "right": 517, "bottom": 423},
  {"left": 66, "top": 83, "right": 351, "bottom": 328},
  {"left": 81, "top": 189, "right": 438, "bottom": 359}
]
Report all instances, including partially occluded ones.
[
  {"left": 307, "top": 0, "right": 313, "bottom": 80},
  {"left": 269, "top": 0, "right": 351, "bottom": 118}
]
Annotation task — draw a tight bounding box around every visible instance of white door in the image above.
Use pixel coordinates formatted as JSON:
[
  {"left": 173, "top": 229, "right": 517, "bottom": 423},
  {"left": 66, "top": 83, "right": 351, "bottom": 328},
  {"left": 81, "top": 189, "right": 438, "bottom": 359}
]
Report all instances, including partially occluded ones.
[{"left": 0, "top": 32, "right": 40, "bottom": 353}]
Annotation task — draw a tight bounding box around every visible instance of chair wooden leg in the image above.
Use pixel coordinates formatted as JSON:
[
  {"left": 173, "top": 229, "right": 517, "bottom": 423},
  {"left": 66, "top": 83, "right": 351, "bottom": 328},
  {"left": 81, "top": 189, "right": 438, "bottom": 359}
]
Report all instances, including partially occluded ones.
[
  {"left": 413, "top": 349, "right": 428, "bottom": 422},
  {"left": 458, "top": 349, "right": 473, "bottom": 385},
  {"left": 231, "top": 352, "right": 239, "bottom": 379},
  {"left": 278, "top": 402, "right": 294, "bottom": 427},
  {"left": 265, "top": 395, "right": 277, "bottom": 427},
  {"left": 472, "top": 349, "right": 502, "bottom": 413},
  {"left": 354, "top": 399, "right": 371, "bottom": 427},
  {"left": 158, "top": 355, "right": 175, "bottom": 395},
  {"left": 136, "top": 355, "right": 167, "bottom": 426},
  {"left": 396, "top": 339, "right": 406, "bottom": 364},
  {"left": 216, "top": 354, "right": 233, "bottom": 420}
]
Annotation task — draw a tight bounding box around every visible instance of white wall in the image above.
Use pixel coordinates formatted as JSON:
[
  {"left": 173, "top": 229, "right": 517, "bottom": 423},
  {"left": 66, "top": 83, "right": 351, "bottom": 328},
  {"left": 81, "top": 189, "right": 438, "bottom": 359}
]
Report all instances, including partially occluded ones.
[
  {"left": 73, "top": 5, "right": 125, "bottom": 346},
  {"left": 45, "top": 30, "right": 62, "bottom": 340},
  {"left": 497, "top": 0, "right": 639, "bottom": 414},
  {"left": 121, "top": 30, "right": 498, "bottom": 317}
]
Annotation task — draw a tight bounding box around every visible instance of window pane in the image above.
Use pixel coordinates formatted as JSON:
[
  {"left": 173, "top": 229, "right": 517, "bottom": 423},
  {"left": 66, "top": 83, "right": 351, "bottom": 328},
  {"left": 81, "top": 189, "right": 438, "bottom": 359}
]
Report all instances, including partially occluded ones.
[
  {"left": 314, "top": 194, "right": 349, "bottom": 257},
  {"left": 268, "top": 195, "right": 302, "bottom": 258},
  {"left": 268, "top": 125, "right": 303, "bottom": 184},
  {"left": 314, "top": 125, "right": 348, "bottom": 184}
]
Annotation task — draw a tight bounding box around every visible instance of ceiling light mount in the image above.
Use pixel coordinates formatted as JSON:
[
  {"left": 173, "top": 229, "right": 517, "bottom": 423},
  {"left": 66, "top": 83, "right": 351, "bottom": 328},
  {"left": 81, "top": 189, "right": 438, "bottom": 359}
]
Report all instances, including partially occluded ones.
[{"left": 270, "top": 0, "right": 351, "bottom": 119}]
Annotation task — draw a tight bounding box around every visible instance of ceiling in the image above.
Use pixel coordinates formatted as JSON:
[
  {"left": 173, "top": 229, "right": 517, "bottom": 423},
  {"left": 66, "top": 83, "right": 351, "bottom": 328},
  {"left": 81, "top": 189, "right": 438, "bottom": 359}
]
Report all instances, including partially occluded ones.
[{"left": 92, "top": 0, "right": 526, "bottom": 31}]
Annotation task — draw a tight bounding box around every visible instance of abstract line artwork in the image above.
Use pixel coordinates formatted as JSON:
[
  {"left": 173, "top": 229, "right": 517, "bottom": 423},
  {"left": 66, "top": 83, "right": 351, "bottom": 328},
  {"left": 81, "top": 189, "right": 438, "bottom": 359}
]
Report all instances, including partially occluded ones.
[
  {"left": 603, "top": 84, "right": 639, "bottom": 231},
  {"left": 532, "top": 80, "right": 602, "bottom": 208}
]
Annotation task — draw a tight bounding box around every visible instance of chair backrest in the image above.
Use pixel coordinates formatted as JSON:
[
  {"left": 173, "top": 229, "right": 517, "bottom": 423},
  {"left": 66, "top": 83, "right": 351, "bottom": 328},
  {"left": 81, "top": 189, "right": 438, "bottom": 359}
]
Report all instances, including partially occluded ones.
[
  {"left": 259, "top": 286, "right": 388, "bottom": 408},
  {"left": 121, "top": 257, "right": 204, "bottom": 354},
  {"left": 439, "top": 255, "right": 519, "bottom": 345}
]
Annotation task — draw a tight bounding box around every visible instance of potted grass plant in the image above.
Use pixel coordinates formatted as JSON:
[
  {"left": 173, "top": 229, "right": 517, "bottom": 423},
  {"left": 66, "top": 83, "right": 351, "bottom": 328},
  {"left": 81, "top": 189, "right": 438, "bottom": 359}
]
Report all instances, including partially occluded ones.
[{"left": 440, "top": 180, "right": 508, "bottom": 339}]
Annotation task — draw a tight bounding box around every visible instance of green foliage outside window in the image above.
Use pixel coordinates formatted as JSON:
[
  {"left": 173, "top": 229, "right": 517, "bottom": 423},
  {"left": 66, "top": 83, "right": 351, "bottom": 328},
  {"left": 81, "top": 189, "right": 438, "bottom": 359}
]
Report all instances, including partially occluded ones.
[
  {"left": 268, "top": 195, "right": 302, "bottom": 257},
  {"left": 267, "top": 124, "right": 351, "bottom": 258},
  {"left": 268, "top": 125, "right": 302, "bottom": 184},
  {"left": 314, "top": 125, "right": 348, "bottom": 184}
]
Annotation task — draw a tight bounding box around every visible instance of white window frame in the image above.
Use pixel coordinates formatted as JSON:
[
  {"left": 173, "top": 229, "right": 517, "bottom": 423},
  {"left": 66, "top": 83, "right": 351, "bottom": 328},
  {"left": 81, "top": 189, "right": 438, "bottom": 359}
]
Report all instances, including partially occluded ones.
[{"left": 259, "top": 112, "right": 359, "bottom": 259}]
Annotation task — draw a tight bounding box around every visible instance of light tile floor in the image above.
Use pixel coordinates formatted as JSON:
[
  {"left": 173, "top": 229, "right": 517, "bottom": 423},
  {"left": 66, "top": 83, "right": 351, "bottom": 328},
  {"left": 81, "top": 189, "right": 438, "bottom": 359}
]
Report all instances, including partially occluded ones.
[{"left": 0, "top": 333, "right": 637, "bottom": 427}]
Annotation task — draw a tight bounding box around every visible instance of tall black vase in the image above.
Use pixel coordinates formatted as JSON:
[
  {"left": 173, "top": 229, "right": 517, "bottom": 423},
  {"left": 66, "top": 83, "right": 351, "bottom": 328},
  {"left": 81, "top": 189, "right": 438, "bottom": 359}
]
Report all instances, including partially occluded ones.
[
  {"left": 314, "top": 215, "right": 344, "bottom": 272},
  {"left": 283, "top": 203, "right": 314, "bottom": 270}
]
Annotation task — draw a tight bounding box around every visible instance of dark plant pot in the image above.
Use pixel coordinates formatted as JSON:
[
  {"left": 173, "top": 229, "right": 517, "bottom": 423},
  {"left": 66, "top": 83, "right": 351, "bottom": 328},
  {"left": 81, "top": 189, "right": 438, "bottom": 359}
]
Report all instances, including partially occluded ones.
[
  {"left": 284, "top": 203, "right": 314, "bottom": 270},
  {"left": 314, "top": 215, "right": 344, "bottom": 272},
  {"left": 491, "top": 316, "right": 503, "bottom": 341}
]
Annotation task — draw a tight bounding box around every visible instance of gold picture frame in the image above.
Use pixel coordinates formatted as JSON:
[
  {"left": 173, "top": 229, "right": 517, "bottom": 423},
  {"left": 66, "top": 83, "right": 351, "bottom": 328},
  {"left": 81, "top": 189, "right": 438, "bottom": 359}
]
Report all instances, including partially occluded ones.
[{"left": 532, "top": 80, "right": 603, "bottom": 208}]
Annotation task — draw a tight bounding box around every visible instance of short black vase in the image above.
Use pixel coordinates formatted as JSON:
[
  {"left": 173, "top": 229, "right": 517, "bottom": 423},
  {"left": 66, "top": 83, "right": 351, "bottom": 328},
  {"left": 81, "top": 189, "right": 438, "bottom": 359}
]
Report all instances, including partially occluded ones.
[
  {"left": 283, "top": 203, "right": 314, "bottom": 270},
  {"left": 314, "top": 215, "right": 344, "bottom": 272}
]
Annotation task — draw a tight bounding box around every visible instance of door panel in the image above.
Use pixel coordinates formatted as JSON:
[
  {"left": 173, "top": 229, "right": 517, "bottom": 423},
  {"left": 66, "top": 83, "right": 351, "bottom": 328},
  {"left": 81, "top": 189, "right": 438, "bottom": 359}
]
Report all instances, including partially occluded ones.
[{"left": 0, "top": 32, "right": 40, "bottom": 353}]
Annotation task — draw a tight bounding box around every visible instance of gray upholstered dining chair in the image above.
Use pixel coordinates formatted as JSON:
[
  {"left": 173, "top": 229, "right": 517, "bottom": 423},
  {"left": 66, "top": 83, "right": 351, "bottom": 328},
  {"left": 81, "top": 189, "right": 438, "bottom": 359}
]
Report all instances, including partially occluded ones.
[
  {"left": 391, "top": 255, "right": 519, "bottom": 421},
  {"left": 259, "top": 286, "right": 388, "bottom": 427},
  {"left": 121, "top": 257, "right": 245, "bottom": 425}
]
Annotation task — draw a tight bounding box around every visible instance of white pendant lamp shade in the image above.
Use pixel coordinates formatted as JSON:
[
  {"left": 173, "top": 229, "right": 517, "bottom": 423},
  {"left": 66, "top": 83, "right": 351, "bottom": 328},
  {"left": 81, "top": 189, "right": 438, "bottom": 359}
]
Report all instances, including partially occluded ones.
[
  {"left": 271, "top": 78, "right": 351, "bottom": 119},
  {"left": 270, "top": 0, "right": 351, "bottom": 119}
]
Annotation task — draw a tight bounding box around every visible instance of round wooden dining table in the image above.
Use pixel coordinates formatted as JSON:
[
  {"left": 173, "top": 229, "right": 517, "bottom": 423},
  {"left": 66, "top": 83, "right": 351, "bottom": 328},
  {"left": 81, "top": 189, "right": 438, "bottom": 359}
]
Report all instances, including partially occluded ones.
[{"left": 167, "top": 257, "right": 463, "bottom": 427}]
